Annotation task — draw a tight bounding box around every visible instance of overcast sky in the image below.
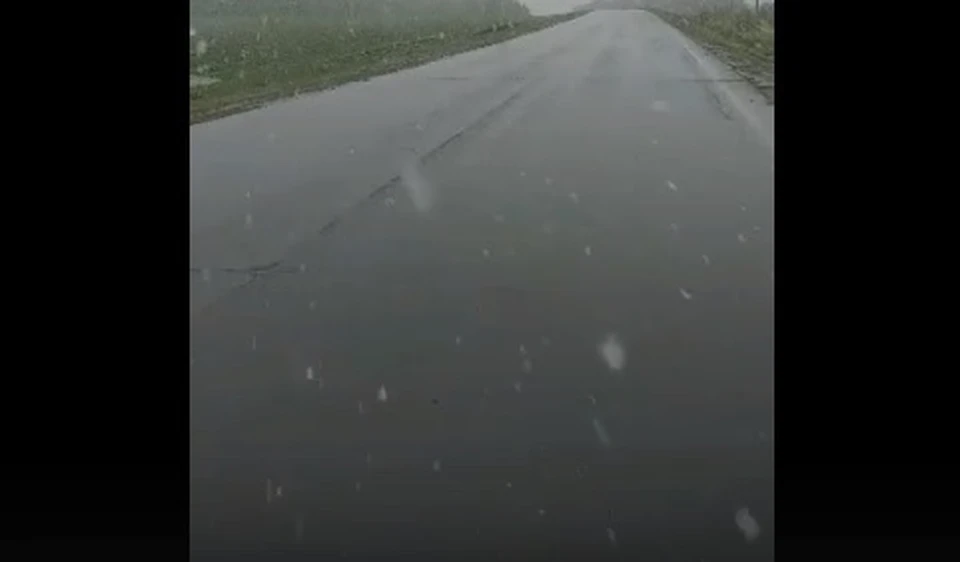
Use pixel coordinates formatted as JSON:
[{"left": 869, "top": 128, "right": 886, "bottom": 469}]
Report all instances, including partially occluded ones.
[{"left": 521, "top": 0, "right": 587, "bottom": 15}]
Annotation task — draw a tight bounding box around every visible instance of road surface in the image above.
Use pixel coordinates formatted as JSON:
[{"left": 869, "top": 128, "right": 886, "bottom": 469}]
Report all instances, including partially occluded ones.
[{"left": 190, "top": 10, "right": 774, "bottom": 560}]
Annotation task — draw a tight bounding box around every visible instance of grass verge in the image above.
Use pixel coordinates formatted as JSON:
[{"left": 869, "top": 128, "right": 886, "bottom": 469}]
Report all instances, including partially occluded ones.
[
  {"left": 650, "top": 7, "right": 774, "bottom": 104},
  {"left": 190, "top": 12, "right": 587, "bottom": 124}
]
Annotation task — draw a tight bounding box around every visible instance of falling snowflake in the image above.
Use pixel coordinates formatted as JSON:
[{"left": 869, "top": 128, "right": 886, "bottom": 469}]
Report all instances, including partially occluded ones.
[
  {"left": 520, "top": 171, "right": 527, "bottom": 177},
  {"left": 667, "top": 180, "right": 678, "bottom": 191},
  {"left": 267, "top": 132, "right": 276, "bottom": 143},
  {"left": 584, "top": 246, "right": 592, "bottom": 256},
  {"left": 538, "top": 508, "right": 546, "bottom": 516},
  {"left": 438, "top": 31, "right": 446, "bottom": 40},
  {"left": 384, "top": 196, "right": 395, "bottom": 207},
  {"left": 266, "top": 478, "right": 273, "bottom": 504},
  {"left": 482, "top": 248, "right": 490, "bottom": 258},
  {"left": 513, "top": 381, "right": 523, "bottom": 393},
  {"left": 306, "top": 367, "right": 314, "bottom": 380},
  {"left": 455, "top": 335, "right": 462, "bottom": 346},
  {"left": 196, "top": 39, "right": 208, "bottom": 57},
  {"left": 545, "top": 177, "right": 554, "bottom": 186},
  {"left": 651, "top": 100, "right": 669, "bottom": 112},
  {"left": 299, "top": 263, "right": 307, "bottom": 273},
  {"left": 251, "top": 336, "right": 257, "bottom": 351},
  {"left": 521, "top": 358, "right": 533, "bottom": 373},
  {"left": 735, "top": 507, "right": 761, "bottom": 542},
  {"left": 519, "top": 344, "right": 528, "bottom": 355},
  {"left": 189, "top": 27, "right": 197, "bottom": 37},
  {"left": 275, "top": 486, "right": 283, "bottom": 498},
  {"left": 201, "top": 268, "right": 211, "bottom": 283},
  {"left": 592, "top": 418, "right": 612, "bottom": 447},
  {"left": 568, "top": 192, "right": 580, "bottom": 204},
  {"left": 606, "top": 527, "right": 618, "bottom": 547},
  {"left": 376, "top": 384, "right": 388, "bottom": 402},
  {"left": 432, "top": 459, "right": 442, "bottom": 472},
  {"left": 598, "top": 334, "right": 626, "bottom": 372},
  {"left": 702, "top": 254, "right": 711, "bottom": 266},
  {"left": 587, "top": 394, "right": 597, "bottom": 406},
  {"left": 493, "top": 213, "right": 505, "bottom": 223},
  {"left": 651, "top": 138, "right": 659, "bottom": 145},
  {"left": 540, "top": 336, "right": 551, "bottom": 347},
  {"left": 669, "top": 223, "right": 679, "bottom": 232},
  {"left": 355, "top": 481, "right": 362, "bottom": 491},
  {"left": 244, "top": 213, "right": 253, "bottom": 229},
  {"left": 308, "top": 300, "right": 317, "bottom": 310},
  {"left": 679, "top": 288, "right": 693, "bottom": 300},
  {"left": 740, "top": 204, "right": 747, "bottom": 212},
  {"left": 357, "top": 401, "right": 366, "bottom": 415},
  {"left": 348, "top": 147, "right": 356, "bottom": 155},
  {"left": 738, "top": 233, "right": 748, "bottom": 243},
  {"left": 506, "top": 481, "right": 513, "bottom": 488}
]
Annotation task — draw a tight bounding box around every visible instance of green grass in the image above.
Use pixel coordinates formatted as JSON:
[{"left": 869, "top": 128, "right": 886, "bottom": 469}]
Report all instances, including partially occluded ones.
[
  {"left": 651, "top": 6, "right": 774, "bottom": 103},
  {"left": 189, "top": 12, "right": 587, "bottom": 124}
]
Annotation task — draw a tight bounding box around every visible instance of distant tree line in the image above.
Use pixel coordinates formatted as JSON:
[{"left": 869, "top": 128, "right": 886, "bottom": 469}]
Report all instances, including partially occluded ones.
[{"left": 189, "top": 0, "right": 532, "bottom": 23}]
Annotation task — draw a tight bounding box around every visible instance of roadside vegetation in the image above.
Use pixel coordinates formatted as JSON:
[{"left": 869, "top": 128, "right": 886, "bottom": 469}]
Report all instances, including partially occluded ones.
[
  {"left": 649, "top": 3, "right": 774, "bottom": 103},
  {"left": 190, "top": 0, "right": 586, "bottom": 123}
]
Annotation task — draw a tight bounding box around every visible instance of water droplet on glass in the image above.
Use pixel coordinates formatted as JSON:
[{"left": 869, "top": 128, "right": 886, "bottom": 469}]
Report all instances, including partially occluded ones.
[
  {"left": 598, "top": 334, "right": 626, "bottom": 372},
  {"left": 377, "top": 384, "right": 388, "bottom": 403},
  {"left": 679, "top": 288, "right": 693, "bottom": 300},
  {"left": 667, "top": 180, "right": 678, "bottom": 191},
  {"left": 593, "top": 418, "right": 612, "bottom": 447},
  {"left": 196, "top": 39, "right": 208, "bottom": 57},
  {"left": 606, "top": 527, "right": 618, "bottom": 547},
  {"left": 584, "top": 246, "right": 592, "bottom": 256},
  {"left": 735, "top": 507, "right": 761, "bottom": 542},
  {"left": 702, "top": 254, "right": 711, "bottom": 266},
  {"left": 432, "top": 459, "right": 442, "bottom": 472},
  {"left": 244, "top": 213, "right": 253, "bottom": 229},
  {"left": 568, "top": 192, "right": 580, "bottom": 204},
  {"left": 738, "top": 233, "right": 748, "bottom": 243}
]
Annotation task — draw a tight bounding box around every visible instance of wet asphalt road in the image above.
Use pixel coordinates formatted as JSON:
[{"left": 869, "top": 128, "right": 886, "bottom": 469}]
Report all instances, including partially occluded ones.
[{"left": 190, "top": 10, "right": 774, "bottom": 561}]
